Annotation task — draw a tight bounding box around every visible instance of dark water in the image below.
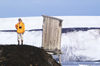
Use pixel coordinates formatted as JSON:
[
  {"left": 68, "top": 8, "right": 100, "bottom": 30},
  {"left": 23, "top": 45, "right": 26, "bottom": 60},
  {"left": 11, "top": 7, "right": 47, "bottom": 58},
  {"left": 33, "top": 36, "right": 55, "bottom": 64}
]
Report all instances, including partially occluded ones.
[
  {"left": 0, "top": 27, "right": 100, "bottom": 33},
  {"left": 62, "top": 62, "right": 100, "bottom": 66}
]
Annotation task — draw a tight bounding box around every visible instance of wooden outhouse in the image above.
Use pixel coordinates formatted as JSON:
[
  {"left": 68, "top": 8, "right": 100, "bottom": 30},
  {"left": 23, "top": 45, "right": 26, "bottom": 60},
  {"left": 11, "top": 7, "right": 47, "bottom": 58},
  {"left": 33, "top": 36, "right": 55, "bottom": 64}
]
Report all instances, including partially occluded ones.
[{"left": 42, "top": 15, "right": 63, "bottom": 55}]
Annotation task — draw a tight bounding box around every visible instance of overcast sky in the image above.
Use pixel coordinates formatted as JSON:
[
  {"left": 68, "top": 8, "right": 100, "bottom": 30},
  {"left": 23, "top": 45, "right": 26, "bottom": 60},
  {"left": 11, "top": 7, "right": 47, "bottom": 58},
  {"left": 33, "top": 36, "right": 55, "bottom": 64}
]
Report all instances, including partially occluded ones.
[{"left": 0, "top": 0, "right": 100, "bottom": 17}]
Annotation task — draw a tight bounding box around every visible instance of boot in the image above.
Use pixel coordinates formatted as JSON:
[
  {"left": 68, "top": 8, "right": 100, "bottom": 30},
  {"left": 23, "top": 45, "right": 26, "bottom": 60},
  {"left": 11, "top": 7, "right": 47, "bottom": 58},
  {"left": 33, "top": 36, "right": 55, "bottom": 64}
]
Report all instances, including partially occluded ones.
[
  {"left": 21, "top": 40, "right": 23, "bottom": 45},
  {"left": 18, "top": 40, "right": 20, "bottom": 45}
]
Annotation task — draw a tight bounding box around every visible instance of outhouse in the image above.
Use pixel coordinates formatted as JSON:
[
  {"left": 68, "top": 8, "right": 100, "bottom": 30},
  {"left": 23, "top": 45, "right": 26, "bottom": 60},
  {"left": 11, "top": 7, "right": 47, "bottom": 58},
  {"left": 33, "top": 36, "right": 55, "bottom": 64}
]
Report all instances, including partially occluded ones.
[{"left": 42, "top": 15, "right": 63, "bottom": 55}]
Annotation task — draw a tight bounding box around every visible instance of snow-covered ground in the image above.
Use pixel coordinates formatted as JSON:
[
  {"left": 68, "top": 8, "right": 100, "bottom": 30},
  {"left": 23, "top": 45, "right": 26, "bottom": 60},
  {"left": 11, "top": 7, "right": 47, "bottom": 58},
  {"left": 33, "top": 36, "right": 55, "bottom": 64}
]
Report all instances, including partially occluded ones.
[
  {"left": 0, "top": 16, "right": 100, "bottom": 64},
  {"left": 61, "top": 29, "right": 100, "bottom": 62}
]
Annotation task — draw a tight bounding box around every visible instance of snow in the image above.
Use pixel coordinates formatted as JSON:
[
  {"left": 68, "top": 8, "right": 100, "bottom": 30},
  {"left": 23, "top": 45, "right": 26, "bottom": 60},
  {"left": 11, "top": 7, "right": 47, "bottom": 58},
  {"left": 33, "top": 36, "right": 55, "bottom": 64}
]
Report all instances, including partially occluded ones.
[
  {"left": 61, "top": 30, "right": 100, "bottom": 62},
  {"left": 1, "top": 16, "right": 100, "bottom": 30},
  {"left": 0, "top": 16, "right": 100, "bottom": 63},
  {"left": 0, "top": 31, "right": 42, "bottom": 47},
  {"left": 57, "top": 16, "right": 100, "bottom": 28},
  {"left": 0, "top": 17, "right": 43, "bottom": 30}
]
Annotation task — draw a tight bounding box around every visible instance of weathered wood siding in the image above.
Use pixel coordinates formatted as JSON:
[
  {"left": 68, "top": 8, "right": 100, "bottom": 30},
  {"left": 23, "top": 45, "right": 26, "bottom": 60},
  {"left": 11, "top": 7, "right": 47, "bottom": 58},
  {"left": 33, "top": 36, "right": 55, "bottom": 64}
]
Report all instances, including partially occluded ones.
[{"left": 42, "top": 15, "right": 63, "bottom": 53}]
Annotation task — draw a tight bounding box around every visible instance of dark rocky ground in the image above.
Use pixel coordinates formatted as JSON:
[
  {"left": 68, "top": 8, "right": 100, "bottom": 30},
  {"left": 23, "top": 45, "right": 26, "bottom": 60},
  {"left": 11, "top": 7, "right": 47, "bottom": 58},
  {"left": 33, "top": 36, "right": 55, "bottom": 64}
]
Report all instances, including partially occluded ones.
[{"left": 0, "top": 45, "right": 61, "bottom": 66}]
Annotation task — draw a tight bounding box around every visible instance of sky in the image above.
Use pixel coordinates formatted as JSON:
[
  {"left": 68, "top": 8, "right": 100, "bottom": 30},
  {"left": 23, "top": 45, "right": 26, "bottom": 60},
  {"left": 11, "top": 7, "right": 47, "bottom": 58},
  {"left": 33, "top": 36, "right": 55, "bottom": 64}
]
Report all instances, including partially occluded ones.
[{"left": 0, "top": 0, "right": 100, "bottom": 17}]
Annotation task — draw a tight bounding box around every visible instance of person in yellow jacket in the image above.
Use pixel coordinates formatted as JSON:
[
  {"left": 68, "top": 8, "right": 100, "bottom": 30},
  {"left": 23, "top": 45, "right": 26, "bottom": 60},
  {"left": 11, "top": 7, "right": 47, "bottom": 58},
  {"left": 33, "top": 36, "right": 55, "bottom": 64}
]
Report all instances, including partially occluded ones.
[{"left": 15, "top": 18, "right": 25, "bottom": 45}]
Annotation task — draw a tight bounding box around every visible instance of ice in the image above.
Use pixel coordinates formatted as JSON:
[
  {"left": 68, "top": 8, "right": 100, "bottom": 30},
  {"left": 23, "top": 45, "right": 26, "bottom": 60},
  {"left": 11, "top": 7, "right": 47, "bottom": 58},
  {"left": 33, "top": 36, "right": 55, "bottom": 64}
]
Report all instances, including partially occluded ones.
[{"left": 0, "top": 16, "right": 100, "bottom": 62}]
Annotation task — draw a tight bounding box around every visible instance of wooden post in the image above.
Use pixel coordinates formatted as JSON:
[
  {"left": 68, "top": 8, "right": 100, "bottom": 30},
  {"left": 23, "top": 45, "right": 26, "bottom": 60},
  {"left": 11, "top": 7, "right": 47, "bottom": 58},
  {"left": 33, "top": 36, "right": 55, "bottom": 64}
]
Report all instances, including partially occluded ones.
[
  {"left": 30, "top": 64, "right": 32, "bottom": 66},
  {"left": 58, "top": 54, "right": 61, "bottom": 65}
]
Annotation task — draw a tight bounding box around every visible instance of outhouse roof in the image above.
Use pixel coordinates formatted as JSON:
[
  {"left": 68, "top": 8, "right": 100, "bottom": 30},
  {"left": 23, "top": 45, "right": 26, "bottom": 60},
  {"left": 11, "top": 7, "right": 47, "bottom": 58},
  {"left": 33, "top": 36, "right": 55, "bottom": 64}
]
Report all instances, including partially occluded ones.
[{"left": 42, "top": 15, "right": 63, "bottom": 22}]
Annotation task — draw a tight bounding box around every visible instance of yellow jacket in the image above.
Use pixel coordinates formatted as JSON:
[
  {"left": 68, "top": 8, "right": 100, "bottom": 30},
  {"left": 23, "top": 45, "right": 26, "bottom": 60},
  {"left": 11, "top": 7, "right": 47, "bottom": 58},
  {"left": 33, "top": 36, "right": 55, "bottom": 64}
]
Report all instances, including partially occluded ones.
[{"left": 15, "top": 22, "right": 25, "bottom": 34}]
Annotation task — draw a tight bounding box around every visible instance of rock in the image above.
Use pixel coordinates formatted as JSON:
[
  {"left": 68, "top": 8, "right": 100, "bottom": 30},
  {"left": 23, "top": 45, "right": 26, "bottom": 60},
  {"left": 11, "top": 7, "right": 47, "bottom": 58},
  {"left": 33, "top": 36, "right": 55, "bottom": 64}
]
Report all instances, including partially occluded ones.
[{"left": 0, "top": 45, "right": 61, "bottom": 66}]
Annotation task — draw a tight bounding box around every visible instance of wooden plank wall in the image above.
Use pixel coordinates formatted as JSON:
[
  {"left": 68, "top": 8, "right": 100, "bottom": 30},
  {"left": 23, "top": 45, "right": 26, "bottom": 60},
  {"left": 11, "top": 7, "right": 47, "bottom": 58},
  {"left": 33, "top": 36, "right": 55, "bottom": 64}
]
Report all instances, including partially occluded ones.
[{"left": 42, "top": 16, "right": 62, "bottom": 53}]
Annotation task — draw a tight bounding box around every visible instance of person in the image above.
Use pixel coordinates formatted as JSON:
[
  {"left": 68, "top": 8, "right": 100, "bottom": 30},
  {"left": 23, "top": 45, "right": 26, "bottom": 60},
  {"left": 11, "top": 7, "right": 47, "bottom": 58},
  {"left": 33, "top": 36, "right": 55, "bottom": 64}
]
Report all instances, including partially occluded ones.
[{"left": 15, "top": 18, "right": 25, "bottom": 45}]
